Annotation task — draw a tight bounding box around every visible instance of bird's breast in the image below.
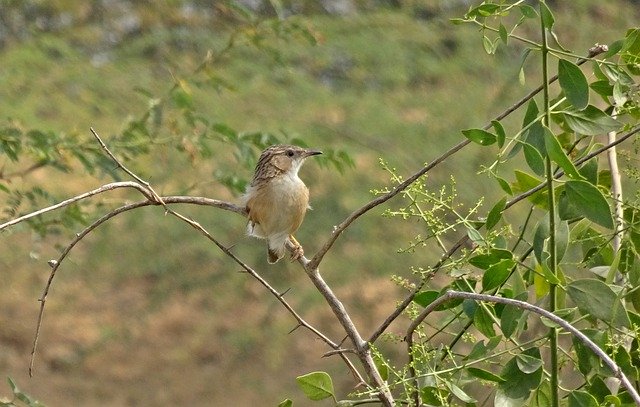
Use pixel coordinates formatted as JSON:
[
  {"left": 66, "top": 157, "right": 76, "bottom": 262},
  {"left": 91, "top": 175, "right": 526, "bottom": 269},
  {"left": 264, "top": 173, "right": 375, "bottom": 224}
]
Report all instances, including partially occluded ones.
[{"left": 246, "top": 174, "right": 310, "bottom": 236}]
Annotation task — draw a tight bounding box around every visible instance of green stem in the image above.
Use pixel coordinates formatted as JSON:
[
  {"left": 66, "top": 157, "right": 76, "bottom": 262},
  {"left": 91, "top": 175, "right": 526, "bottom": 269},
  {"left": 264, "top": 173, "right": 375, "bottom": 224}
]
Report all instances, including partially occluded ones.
[{"left": 540, "top": 3, "right": 559, "bottom": 406}]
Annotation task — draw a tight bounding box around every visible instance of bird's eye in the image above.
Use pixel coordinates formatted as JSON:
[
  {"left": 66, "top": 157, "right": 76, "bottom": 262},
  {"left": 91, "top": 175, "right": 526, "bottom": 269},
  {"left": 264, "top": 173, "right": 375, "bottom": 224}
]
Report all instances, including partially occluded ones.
[{"left": 286, "top": 149, "right": 294, "bottom": 157}]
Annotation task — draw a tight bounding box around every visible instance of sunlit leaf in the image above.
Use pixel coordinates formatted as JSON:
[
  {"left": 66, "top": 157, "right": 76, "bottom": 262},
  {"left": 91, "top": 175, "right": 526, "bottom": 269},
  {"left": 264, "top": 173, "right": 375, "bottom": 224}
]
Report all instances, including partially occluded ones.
[
  {"left": 462, "top": 128, "right": 497, "bottom": 146},
  {"left": 296, "top": 371, "right": 335, "bottom": 401}
]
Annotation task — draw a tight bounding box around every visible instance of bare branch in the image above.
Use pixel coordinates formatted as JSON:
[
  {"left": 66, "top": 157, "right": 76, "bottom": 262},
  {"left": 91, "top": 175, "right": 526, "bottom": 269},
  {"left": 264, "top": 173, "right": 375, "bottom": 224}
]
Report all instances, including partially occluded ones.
[
  {"left": 1, "top": 181, "right": 153, "bottom": 231},
  {"left": 298, "top": 256, "right": 395, "bottom": 405},
  {"left": 90, "top": 127, "right": 165, "bottom": 206},
  {"left": 405, "top": 291, "right": 640, "bottom": 406},
  {"left": 29, "top": 200, "right": 149, "bottom": 376}
]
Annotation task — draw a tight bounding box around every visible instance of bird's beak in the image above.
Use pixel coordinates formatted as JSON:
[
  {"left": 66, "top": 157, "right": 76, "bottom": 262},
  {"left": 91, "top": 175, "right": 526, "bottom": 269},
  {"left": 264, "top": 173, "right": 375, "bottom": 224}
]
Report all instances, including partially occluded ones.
[{"left": 304, "top": 149, "right": 323, "bottom": 157}]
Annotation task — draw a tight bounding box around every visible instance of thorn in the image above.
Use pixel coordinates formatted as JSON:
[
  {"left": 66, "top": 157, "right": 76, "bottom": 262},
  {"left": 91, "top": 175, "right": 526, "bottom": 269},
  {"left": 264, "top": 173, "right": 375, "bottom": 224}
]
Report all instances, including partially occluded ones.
[
  {"left": 47, "top": 260, "right": 58, "bottom": 268},
  {"left": 278, "top": 287, "right": 292, "bottom": 297},
  {"left": 288, "top": 324, "right": 302, "bottom": 334}
]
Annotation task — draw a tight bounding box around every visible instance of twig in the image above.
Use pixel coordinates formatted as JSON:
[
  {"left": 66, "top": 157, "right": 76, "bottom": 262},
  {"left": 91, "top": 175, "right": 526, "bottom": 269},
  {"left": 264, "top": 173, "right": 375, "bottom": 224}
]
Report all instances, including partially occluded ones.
[
  {"left": 0, "top": 181, "right": 152, "bottom": 231},
  {"left": 404, "top": 291, "right": 640, "bottom": 406},
  {"left": 90, "top": 127, "right": 166, "bottom": 207}
]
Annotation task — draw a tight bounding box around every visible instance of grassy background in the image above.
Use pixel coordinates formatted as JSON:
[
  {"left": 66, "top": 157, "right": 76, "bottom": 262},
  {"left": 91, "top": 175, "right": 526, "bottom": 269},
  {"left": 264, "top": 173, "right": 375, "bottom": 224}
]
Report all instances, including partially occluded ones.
[{"left": 1, "top": 1, "right": 639, "bottom": 405}]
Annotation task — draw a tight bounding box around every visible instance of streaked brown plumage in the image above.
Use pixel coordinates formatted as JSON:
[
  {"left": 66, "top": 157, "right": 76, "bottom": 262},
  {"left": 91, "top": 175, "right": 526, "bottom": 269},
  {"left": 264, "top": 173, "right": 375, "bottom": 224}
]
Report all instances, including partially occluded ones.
[{"left": 242, "top": 145, "right": 322, "bottom": 263}]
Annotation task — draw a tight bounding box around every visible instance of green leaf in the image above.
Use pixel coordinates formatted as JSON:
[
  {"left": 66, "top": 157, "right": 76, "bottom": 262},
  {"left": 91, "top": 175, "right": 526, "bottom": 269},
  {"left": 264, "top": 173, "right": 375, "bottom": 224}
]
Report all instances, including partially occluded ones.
[
  {"left": 511, "top": 170, "right": 547, "bottom": 209},
  {"left": 496, "top": 176, "right": 513, "bottom": 195},
  {"left": 462, "top": 128, "right": 496, "bottom": 146},
  {"left": 469, "top": 249, "right": 513, "bottom": 270},
  {"left": 467, "top": 3, "right": 502, "bottom": 18},
  {"left": 447, "top": 382, "right": 476, "bottom": 403},
  {"left": 523, "top": 142, "right": 545, "bottom": 176},
  {"left": 482, "top": 36, "right": 496, "bottom": 55},
  {"left": 539, "top": 2, "right": 555, "bottom": 30},
  {"left": 498, "top": 23, "right": 508, "bottom": 45},
  {"left": 558, "top": 59, "right": 589, "bottom": 110},
  {"left": 421, "top": 386, "right": 446, "bottom": 406},
  {"left": 482, "top": 259, "right": 516, "bottom": 292},
  {"left": 543, "top": 126, "right": 582, "bottom": 179},
  {"left": 568, "top": 391, "right": 598, "bottom": 407},
  {"left": 516, "top": 353, "right": 543, "bottom": 374},
  {"left": 531, "top": 382, "right": 552, "bottom": 407},
  {"left": 501, "top": 292, "right": 527, "bottom": 338},
  {"left": 486, "top": 196, "right": 507, "bottom": 230},
  {"left": 278, "top": 399, "right": 293, "bottom": 407},
  {"left": 561, "top": 105, "right": 622, "bottom": 136},
  {"left": 496, "top": 349, "right": 542, "bottom": 406},
  {"left": 518, "top": 4, "right": 537, "bottom": 19},
  {"left": 467, "top": 226, "right": 484, "bottom": 245},
  {"left": 578, "top": 158, "right": 599, "bottom": 185},
  {"left": 474, "top": 305, "right": 496, "bottom": 337},
  {"left": 296, "top": 371, "right": 335, "bottom": 401},
  {"left": 413, "top": 290, "right": 440, "bottom": 307},
  {"left": 567, "top": 279, "right": 630, "bottom": 328},
  {"left": 565, "top": 180, "right": 614, "bottom": 228},
  {"left": 492, "top": 120, "right": 506, "bottom": 148},
  {"left": 467, "top": 367, "right": 506, "bottom": 383}
]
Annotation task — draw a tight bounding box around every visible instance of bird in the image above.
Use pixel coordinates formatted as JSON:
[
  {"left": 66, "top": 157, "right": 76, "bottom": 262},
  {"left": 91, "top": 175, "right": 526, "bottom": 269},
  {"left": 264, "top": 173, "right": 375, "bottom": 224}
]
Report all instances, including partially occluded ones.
[{"left": 242, "top": 144, "right": 322, "bottom": 263}]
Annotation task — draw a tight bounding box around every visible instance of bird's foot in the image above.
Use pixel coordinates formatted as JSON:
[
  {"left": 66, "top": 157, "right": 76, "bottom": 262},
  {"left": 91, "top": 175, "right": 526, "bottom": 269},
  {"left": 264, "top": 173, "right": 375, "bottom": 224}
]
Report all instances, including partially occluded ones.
[{"left": 288, "top": 235, "right": 304, "bottom": 261}]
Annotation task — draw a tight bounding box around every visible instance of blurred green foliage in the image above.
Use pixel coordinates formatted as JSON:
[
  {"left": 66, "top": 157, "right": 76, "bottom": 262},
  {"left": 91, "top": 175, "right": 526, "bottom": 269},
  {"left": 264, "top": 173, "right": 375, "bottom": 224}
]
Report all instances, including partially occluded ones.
[{"left": 1, "top": 1, "right": 640, "bottom": 406}]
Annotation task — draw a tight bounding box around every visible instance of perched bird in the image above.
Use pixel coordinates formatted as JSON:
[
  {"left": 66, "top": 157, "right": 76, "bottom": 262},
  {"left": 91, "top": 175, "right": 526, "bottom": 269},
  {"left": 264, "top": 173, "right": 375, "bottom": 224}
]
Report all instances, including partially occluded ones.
[{"left": 242, "top": 144, "right": 322, "bottom": 263}]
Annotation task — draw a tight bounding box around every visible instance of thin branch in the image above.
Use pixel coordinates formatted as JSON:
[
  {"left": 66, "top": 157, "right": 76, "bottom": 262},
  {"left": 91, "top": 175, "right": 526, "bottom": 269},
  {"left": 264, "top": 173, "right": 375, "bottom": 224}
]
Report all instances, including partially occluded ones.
[
  {"left": 404, "top": 291, "right": 640, "bottom": 406},
  {"left": 0, "top": 181, "right": 152, "bottom": 231},
  {"left": 90, "top": 127, "right": 166, "bottom": 207},
  {"left": 29, "top": 200, "right": 148, "bottom": 376}
]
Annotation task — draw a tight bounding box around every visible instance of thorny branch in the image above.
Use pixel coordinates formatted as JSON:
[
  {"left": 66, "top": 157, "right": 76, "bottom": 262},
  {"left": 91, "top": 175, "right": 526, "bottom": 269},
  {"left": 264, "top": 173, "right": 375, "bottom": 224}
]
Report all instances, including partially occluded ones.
[{"left": 19, "top": 130, "right": 368, "bottom": 391}]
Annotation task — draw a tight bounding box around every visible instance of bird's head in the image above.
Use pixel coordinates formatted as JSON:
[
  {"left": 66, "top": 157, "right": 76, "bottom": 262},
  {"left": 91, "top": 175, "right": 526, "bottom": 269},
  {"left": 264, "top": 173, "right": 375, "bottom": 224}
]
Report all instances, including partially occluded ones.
[{"left": 262, "top": 145, "right": 323, "bottom": 176}]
